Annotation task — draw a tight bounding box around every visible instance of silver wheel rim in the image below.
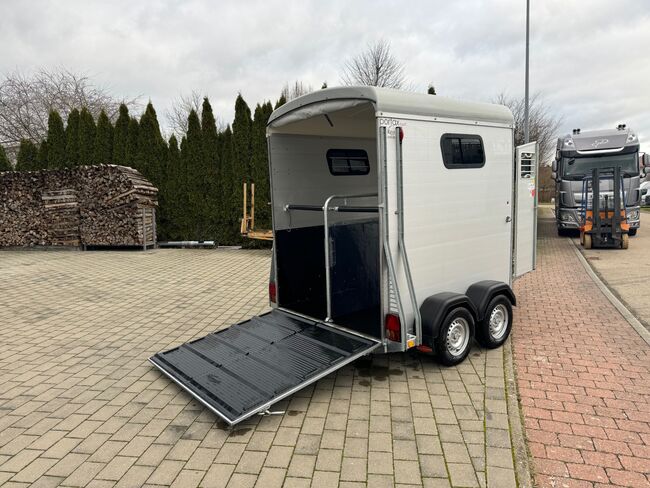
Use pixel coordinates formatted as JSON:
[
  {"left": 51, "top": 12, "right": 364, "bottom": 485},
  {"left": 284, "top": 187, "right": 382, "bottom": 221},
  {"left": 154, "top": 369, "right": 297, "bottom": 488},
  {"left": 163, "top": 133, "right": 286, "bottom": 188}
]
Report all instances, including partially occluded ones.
[
  {"left": 489, "top": 304, "right": 508, "bottom": 340},
  {"left": 446, "top": 317, "right": 470, "bottom": 357}
]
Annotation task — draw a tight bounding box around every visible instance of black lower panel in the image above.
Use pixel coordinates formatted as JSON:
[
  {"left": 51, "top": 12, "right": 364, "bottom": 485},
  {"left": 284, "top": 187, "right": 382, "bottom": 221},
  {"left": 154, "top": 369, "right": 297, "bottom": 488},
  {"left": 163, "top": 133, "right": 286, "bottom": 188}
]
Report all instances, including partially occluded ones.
[
  {"left": 150, "top": 310, "right": 380, "bottom": 424},
  {"left": 275, "top": 219, "right": 380, "bottom": 337}
]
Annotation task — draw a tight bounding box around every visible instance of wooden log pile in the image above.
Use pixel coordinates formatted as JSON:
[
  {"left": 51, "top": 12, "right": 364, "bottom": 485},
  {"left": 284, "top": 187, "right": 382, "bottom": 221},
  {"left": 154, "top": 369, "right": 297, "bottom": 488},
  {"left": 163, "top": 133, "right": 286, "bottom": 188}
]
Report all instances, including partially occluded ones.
[{"left": 0, "top": 165, "right": 158, "bottom": 248}]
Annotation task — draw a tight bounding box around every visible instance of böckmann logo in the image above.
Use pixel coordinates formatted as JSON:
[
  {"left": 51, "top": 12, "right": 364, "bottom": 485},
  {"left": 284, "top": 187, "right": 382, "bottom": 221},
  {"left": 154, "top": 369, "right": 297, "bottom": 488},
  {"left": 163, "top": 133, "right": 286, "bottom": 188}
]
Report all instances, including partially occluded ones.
[{"left": 591, "top": 139, "right": 609, "bottom": 148}]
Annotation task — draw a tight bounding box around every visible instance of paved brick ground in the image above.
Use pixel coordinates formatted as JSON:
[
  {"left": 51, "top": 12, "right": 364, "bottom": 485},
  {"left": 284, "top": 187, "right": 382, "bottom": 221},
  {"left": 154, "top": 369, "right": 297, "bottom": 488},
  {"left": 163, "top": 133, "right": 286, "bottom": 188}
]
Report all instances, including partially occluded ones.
[
  {"left": 513, "top": 209, "right": 650, "bottom": 488},
  {"left": 0, "top": 248, "right": 519, "bottom": 487}
]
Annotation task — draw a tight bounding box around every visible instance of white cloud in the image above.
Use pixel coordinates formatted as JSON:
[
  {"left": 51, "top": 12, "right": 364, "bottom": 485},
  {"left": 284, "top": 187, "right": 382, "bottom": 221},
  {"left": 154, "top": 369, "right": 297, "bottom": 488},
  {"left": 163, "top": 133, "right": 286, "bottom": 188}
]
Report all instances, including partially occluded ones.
[{"left": 1, "top": 0, "right": 648, "bottom": 152}]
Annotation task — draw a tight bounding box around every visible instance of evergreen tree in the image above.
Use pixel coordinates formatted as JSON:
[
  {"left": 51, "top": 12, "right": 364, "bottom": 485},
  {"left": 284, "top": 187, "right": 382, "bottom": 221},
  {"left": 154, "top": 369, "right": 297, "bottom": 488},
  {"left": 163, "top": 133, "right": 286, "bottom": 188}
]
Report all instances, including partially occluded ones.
[
  {"left": 78, "top": 107, "right": 96, "bottom": 165},
  {"left": 274, "top": 95, "right": 287, "bottom": 109},
  {"left": 65, "top": 109, "right": 80, "bottom": 166},
  {"left": 217, "top": 126, "right": 235, "bottom": 243},
  {"left": 427, "top": 84, "right": 436, "bottom": 95},
  {"left": 179, "top": 135, "right": 190, "bottom": 239},
  {"left": 0, "top": 144, "right": 12, "bottom": 171},
  {"left": 46, "top": 110, "right": 66, "bottom": 168},
  {"left": 184, "top": 109, "right": 204, "bottom": 238},
  {"left": 161, "top": 134, "right": 182, "bottom": 240},
  {"left": 125, "top": 117, "right": 139, "bottom": 167},
  {"left": 201, "top": 97, "right": 220, "bottom": 239},
  {"left": 37, "top": 140, "right": 49, "bottom": 169},
  {"left": 251, "top": 102, "right": 273, "bottom": 236},
  {"left": 93, "top": 110, "right": 114, "bottom": 164},
  {"left": 135, "top": 102, "right": 165, "bottom": 181},
  {"left": 321, "top": 82, "right": 328, "bottom": 89},
  {"left": 15, "top": 139, "right": 39, "bottom": 171},
  {"left": 230, "top": 95, "right": 253, "bottom": 244},
  {"left": 112, "top": 104, "right": 130, "bottom": 164}
]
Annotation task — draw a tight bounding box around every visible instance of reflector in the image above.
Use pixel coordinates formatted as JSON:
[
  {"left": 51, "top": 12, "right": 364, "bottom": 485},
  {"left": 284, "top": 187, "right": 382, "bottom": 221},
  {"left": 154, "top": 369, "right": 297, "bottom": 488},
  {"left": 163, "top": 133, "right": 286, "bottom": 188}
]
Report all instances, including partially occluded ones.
[{"left": 385, "top": 314, "right": 401, "bottom": 342}]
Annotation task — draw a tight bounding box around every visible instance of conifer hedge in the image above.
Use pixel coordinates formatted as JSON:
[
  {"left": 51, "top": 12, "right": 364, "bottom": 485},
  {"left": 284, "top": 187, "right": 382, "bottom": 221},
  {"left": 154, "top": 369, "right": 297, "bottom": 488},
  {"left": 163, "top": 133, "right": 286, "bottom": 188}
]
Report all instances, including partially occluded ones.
[{"left": 4, "top": 93, "right": 285, "bottom": 246}]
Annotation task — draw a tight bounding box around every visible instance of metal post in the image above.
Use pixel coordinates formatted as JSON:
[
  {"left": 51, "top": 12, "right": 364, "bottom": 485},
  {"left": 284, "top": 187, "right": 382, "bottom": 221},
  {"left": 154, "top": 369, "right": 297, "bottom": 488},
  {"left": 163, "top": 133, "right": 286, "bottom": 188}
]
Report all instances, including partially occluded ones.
[
  {"left": 323, "top": 194, "right": 335, "bottom": 323},
  {"left": 142, "top": 208, "right": 146, "bottom": 251},
  {"left": 242, "top": 182, "right": 248, "bottom": 233},
  {"left": 251, "top": 183, "right": 255, "bottom": 231},
  {"left": 394, "top": 127, "right": 422, "bottom": 344},
  {"left": 379, "top": 127, "right": 406, "bottom": 343},
  {"left": 524, "top": 0, "right": 530, "bottom": 144},
  {"left": 152, "top": 207, "right": 157, "bottom": 249},
  {"left": 323, "top": 192, "right": 379, "bottom": 323}
]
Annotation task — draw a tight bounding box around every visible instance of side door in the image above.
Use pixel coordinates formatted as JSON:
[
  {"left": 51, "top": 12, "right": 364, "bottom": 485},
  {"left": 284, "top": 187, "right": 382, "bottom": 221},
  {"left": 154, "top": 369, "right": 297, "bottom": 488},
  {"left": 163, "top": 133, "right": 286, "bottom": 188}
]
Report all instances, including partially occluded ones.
[{"left": 514, "top": 142, "right": 539, "bottom": 277}]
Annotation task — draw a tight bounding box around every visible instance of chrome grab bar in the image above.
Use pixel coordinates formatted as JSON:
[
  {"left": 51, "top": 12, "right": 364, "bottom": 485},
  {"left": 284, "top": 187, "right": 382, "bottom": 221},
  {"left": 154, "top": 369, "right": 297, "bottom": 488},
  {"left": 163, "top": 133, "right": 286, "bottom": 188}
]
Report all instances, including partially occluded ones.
[{"left": 323, "top": 192, "right": 378, "bottom": 322}]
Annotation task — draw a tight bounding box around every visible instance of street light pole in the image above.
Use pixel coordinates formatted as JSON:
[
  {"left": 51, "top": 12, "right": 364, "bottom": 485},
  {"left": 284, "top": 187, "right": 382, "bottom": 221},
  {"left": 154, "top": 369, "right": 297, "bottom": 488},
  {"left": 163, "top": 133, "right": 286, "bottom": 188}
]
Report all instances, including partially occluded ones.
[{"left": 524, "top": 0, "right": 530, "bottom": 144}]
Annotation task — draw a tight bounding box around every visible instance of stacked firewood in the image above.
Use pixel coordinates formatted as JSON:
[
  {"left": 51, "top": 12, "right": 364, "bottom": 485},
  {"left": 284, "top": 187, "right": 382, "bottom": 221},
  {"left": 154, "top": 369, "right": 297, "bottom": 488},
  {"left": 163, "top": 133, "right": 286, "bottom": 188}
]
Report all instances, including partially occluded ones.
[{"left": 0, "top": 165, "right": 158, "bottom": 248}]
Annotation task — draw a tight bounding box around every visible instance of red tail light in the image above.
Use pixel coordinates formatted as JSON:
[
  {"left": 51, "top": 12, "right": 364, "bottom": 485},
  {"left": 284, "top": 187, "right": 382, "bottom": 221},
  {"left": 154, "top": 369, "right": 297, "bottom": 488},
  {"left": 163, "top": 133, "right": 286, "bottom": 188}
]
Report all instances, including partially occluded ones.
[
  {"left": 385, "top": 314, "right": 401, "bottom": 342},
  {"left": 269, "top": 282, "right": 277, "bottom": 304}
]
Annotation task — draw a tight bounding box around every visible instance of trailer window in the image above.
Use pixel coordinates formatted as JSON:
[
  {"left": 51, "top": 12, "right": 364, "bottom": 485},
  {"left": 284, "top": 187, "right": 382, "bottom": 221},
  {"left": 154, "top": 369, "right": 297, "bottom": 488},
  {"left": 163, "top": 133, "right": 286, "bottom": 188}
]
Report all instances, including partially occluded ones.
[
  {"left": 327, "top": 149, "right": 370, "bottom": 175},
  {"left": 440, "top": 134, "right": 485, "bottom": 169}
]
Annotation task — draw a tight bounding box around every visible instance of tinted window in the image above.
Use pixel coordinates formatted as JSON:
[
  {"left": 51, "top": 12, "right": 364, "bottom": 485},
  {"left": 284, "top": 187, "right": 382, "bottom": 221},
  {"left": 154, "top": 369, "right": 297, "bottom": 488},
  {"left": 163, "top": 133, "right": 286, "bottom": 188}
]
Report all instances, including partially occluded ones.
[
  {"left": 327, "top": 149, "right": 370, "bottom": 175},
  {"left": 441, "top": 134, "right": 485, "bottom": 168}
]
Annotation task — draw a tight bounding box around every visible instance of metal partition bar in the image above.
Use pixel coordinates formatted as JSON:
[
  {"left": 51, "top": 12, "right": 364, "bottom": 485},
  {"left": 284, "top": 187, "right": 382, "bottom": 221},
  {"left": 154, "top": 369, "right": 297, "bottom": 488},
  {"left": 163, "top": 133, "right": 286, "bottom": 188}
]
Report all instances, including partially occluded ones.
[
  {"left": 379, "top": 127, "right": 407, "bottom": 343},
  {"left": 284, "top": 204, "right": 378, "bottom": 213},
  {"left": 323, "top": 192, "right": 379, "bottom": 322},
  {"left": 395, "top": 127, "right": 422, "bottom": 344}
]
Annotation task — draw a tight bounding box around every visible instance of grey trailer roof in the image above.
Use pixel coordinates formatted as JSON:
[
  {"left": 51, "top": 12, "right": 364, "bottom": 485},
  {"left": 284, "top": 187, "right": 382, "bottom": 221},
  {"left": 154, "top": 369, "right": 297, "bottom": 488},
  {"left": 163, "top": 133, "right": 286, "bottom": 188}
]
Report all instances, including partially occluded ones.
[{"left": 268, "top": 86, "right": 514, "bottom": 127}]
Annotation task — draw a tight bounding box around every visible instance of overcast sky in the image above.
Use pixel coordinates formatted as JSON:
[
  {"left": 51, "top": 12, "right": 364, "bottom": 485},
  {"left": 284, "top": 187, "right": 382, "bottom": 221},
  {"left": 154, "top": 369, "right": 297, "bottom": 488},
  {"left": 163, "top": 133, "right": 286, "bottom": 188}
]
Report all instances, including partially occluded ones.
[{"left": 1, "top": 0, "right": 649, "bottom": 154}]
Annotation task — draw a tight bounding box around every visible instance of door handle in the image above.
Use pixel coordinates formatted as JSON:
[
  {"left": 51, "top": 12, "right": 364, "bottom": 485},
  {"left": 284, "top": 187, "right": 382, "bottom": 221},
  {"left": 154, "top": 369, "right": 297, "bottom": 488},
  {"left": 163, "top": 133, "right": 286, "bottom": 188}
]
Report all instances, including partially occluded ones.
[{"left": 505, "top": 216, "right": 512, "bottom": 223}]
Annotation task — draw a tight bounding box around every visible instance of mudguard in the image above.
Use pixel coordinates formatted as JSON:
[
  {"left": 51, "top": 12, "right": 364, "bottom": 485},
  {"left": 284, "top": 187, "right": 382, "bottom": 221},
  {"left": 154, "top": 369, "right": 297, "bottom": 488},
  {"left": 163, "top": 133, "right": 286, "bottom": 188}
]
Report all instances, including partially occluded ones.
[
  {"left": 465, "top": 280, "right": 516, "bottom": 322},
  {"left": 420, "top": 292, "right": 478, "bottom": 348}
]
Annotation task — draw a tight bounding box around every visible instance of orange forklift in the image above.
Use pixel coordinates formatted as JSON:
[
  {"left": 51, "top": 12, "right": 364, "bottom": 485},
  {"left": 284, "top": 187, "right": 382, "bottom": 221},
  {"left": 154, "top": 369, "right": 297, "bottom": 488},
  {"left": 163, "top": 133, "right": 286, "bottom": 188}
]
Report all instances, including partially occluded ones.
[{"left": 579, "top": 166, "right": 629, "bottom": 249}]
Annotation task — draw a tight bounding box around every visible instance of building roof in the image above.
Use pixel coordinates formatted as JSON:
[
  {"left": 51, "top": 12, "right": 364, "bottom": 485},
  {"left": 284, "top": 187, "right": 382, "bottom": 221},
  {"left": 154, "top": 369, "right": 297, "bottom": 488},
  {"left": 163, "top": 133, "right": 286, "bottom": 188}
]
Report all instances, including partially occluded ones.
[{"left": 268, "top": 86, "right": 514, "bottom": 127}]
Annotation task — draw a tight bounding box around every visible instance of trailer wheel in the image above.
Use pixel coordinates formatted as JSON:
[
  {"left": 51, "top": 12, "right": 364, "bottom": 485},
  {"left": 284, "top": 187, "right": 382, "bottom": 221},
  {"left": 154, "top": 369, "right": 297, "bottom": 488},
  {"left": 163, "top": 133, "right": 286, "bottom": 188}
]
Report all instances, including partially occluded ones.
[
  {"left": 476, "top": 295, "right": 512, "bottom": 349},
  {"left": 583, "top": 234, "right": 592, "bottom": 249},
  {"left": 435, "top": 308, "right": 474, "bottom": 366},
  {"left": 621, "top": 234, "right": 629, "bottom": 249}
]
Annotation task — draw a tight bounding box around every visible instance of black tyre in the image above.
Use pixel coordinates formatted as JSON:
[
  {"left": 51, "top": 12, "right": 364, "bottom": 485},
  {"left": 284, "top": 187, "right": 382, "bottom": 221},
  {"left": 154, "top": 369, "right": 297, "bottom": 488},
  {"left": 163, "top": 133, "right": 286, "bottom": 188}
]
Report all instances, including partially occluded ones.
[
  {"left": 476, "top": 295, "right": 513, "bottom": 349},
  {"left": 628, "top": 228, "right": 637, "bottom": 237},
  {"left": 557, "top": 228, "right": 568, "bottom": 237},
  {"left": 435, "top": 307, "right": 474, "bottom": 366}
]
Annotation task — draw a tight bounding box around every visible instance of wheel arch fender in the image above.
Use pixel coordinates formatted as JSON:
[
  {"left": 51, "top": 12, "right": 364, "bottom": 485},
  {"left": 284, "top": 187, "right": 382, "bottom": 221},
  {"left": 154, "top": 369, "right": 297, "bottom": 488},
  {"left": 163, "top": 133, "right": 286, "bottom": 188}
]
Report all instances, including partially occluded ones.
[
  {"left": 420, "top": 292, "right": 478, "bottom": 347},
  {"left": 465, "top": 280, "right": 516, "bottom": 322}
]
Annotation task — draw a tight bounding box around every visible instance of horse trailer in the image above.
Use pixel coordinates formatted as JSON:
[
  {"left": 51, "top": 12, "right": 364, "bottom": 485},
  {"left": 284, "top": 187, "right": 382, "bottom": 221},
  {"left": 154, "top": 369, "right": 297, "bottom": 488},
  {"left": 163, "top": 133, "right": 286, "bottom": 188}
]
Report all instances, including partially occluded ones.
[{"left": 150, "top": 87, "right": 539, "bottom": 425}]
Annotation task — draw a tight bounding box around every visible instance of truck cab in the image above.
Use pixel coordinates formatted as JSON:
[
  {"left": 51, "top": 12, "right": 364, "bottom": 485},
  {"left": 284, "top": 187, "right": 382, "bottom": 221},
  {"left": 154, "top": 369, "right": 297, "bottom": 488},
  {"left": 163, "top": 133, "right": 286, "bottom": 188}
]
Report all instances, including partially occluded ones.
[{"left": 553, "top": 126, "right": 642, "bottom": 236}]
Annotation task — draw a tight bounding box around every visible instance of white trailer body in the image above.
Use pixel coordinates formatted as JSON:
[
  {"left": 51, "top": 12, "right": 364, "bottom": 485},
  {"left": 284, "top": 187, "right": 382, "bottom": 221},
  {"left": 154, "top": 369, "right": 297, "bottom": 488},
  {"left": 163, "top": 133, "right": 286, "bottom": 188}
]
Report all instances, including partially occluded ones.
[{"left": 150, "top": 87, "right": 537, "bottom": 425}]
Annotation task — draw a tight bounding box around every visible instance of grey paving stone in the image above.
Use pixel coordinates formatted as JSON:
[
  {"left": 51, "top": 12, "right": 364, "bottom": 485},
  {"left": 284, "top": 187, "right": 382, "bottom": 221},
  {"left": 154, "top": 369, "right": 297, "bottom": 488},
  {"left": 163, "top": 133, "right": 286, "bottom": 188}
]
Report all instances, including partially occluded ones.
[{"left": 0, "top": 250, "right": 522, "bottom": 488}]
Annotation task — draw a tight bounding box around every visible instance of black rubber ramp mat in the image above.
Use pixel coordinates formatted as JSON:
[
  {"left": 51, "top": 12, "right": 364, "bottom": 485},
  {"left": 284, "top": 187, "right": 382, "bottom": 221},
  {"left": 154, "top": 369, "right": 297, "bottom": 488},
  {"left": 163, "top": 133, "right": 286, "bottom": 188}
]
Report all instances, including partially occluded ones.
[{"left": 150, "top": 310, "right": 380, "bottom": 425}]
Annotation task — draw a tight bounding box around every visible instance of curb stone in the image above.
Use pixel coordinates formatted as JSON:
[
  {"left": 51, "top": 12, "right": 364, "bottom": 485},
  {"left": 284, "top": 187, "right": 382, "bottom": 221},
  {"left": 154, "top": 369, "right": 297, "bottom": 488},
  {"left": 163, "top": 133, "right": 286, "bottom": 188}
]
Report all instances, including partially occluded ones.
[{"left": 504, "top": 335, "right": 534, "bottom": 488}]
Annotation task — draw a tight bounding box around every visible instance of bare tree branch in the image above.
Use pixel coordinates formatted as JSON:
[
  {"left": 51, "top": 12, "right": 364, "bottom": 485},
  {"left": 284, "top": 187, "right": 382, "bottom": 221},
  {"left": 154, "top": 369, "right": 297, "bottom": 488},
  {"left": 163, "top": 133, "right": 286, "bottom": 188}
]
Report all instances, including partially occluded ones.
[
  {"left": 165, "top": 90, "right": 203, "bottom": 136},
  {"left": 0, "top": 68, "right": 139, "bottom": 151},
  {"left": 165, "top": 91, "right": 227, "bottom": 138},
  {"left": 340, "top": 40, "right": 407, "bottom": 89},
  {"left": 494, "top": 92, "right": 563, "bottom": 164},
  {"left": 280, "top": 80, "right": 313, "bottom": 101}
]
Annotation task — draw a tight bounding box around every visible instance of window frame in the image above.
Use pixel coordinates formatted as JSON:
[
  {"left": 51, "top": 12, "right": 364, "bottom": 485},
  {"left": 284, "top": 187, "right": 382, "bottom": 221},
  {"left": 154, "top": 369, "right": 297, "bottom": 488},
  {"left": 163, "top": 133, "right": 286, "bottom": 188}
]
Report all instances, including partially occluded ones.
[
  {"left": 326, "top": 149, "right": 371, "bottom": 176},
  {"left": 440, "top": 133, "right": 486, "bottom": 169}
]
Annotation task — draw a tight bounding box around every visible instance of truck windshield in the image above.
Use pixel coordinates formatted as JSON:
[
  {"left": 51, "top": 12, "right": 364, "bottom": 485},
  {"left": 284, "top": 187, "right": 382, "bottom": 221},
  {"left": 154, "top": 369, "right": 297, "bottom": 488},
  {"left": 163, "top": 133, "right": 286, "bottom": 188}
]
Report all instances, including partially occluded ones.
[{"left": 563, "top": 153, "right": 638, "bottom": 179}]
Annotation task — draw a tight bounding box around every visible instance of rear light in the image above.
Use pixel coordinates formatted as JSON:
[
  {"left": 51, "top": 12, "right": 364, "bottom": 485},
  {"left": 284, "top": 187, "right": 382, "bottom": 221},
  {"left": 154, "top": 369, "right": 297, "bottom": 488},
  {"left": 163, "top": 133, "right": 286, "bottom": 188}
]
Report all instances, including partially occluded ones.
[
  {"left": 385, "top": 314, "right": 401, "bottom": 342},
  {"left": 269, "top": 282, "right": 277, "bottom": 304}
]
